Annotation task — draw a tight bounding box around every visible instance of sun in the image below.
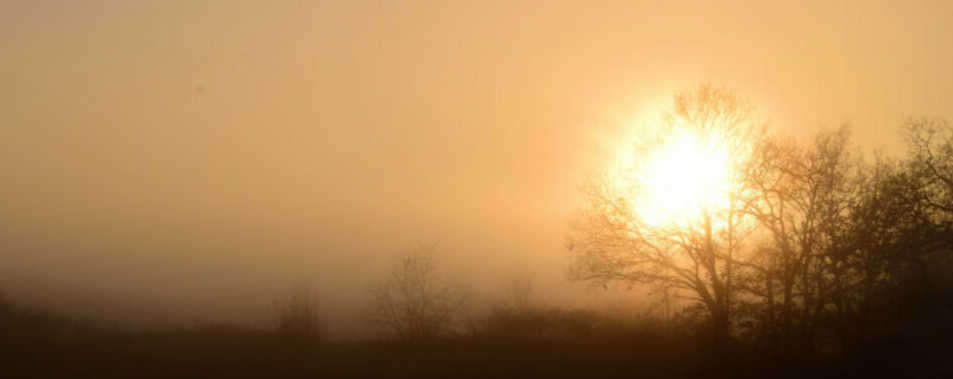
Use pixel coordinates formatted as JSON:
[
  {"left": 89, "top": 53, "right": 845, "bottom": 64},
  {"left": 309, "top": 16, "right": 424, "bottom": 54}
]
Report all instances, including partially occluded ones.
[{"left": 613, "top": 127, "right": 736, "bottom": 227}]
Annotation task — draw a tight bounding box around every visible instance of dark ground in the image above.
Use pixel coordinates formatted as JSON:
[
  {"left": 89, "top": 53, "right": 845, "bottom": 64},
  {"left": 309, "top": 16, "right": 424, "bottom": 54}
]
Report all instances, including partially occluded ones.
[{"left": 3, "top": 301, "right": 951, "bottom": 379}]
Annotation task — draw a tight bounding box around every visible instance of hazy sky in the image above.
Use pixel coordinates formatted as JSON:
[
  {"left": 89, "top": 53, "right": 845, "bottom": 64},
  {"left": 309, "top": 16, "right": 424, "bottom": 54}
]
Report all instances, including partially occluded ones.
[{"left": 2, "top": 0, "right": 952, "bottom": 332}]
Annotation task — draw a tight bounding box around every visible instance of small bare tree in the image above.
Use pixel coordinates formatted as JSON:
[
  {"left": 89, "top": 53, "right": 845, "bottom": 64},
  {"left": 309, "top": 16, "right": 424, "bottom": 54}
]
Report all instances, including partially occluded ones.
[
  {"left": 274, "top": 284, "right": 323, "bottom": 344},
  {"left": 369, "top": 249, "right": 467, "bottom": 341}
]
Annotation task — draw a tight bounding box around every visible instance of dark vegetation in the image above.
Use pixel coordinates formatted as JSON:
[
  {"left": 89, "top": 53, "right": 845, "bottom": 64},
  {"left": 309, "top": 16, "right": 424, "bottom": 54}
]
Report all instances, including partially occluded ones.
[
  {"left": 3, "top": 281, "right": 949, "bottom": 378},
  {"left": 3, "top": 87, "right": 952, "bottom": 378}
]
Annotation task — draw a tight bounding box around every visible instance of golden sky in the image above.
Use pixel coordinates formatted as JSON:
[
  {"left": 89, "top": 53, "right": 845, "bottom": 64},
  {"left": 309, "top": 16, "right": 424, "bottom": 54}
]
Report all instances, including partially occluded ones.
[{"left": 2, "top": 0, "right": 951, "bottom": 329}]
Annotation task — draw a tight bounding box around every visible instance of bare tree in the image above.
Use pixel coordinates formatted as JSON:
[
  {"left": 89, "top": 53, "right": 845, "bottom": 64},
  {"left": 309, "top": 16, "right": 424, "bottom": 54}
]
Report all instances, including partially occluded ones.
[
  {"left": 904, "top": 118, "right": 953, "bottom": 220},
  {"left": 838, "top": 154, "right": 938, "bottom": 344},
  {"left": 567, "top": 84, "right": 765, "bottom": 349},
  {"left": 741, "top": 126, "right": 865, "bottom": 353},
  {"left": 896, "top": 117, "right": 953, "bottom": 318},
  {"left": 368, "top": 249, "right": 468, "bottom": 341},
  {"left": 273, "top": 283, "right": 324, "bottom": 344}
]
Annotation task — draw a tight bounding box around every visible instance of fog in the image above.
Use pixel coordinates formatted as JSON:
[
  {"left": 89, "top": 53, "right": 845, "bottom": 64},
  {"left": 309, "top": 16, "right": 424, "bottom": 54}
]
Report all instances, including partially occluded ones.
[{"left": 2, "top": 0, "right": 951, "bottom": 336}]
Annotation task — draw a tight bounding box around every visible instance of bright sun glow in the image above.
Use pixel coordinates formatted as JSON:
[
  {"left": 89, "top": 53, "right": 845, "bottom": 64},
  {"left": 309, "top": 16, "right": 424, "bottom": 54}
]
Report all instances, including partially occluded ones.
[{"left": 613, "top": 127, "right": 737, "bottom": 227}]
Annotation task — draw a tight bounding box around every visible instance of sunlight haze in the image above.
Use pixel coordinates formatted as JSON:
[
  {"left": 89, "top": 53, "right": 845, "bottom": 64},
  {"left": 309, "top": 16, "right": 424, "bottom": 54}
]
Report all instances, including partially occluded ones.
[{"left": 2, "top": 0, "right": 952, "bottom": 334}]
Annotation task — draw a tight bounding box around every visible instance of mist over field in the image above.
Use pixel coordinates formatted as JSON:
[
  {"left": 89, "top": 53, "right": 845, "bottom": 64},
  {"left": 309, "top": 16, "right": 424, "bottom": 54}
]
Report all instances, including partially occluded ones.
[{"left": 2, "top": 1, "right": 953, "bottom": 378}]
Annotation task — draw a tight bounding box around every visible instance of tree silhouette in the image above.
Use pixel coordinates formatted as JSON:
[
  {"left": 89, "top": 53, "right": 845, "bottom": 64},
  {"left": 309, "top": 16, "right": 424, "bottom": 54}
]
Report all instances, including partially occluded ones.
[
  {"left": 368, "top": 249, "right": 468, "bottom": 341},
  {"left": 567, "top": 84, "right": 765, "bottom": 349},
  {"left": 904, "top": 118, "right": 953, "bottom": 220},
  {"left": 273, "top": 283, "right": 324, "bottom": 344},
  {"left": 741, "top": 126, "right": 865, "bottom": 353}
]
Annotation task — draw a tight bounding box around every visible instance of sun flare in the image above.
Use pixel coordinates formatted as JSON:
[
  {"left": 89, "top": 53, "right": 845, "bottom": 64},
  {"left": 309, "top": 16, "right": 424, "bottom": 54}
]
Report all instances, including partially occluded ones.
[{"left": 613, "top": 128, "right": 736, "bottom": 227}]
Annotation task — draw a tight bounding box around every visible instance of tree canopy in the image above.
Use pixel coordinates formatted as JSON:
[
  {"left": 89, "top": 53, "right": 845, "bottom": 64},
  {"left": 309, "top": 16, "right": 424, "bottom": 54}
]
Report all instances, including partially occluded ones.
[{"left": 569, "top": 85, "right": 953, "bottom": 354}]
